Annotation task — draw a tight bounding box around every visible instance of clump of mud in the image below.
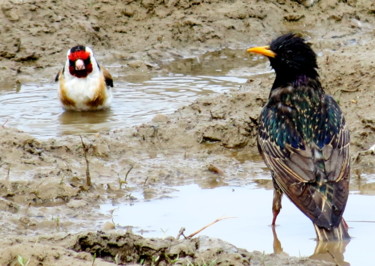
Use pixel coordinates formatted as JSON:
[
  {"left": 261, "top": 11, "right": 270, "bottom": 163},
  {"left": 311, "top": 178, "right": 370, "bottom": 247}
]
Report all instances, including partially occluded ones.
[
  {"left": 72, "top": 231, "right": 332, "bottom": 266},
  {"left": 0, "top": 0, "right": 375, "bottom": 265}
]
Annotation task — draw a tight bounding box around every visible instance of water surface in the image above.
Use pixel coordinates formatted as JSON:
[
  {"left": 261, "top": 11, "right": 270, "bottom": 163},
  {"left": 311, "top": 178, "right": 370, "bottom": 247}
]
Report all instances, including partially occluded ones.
[
  {"left": 101, "top": 181, "right": 375, "bottom": 266},
  {"left": 0, "top": 48, "right": 258, "bottom": 139}
]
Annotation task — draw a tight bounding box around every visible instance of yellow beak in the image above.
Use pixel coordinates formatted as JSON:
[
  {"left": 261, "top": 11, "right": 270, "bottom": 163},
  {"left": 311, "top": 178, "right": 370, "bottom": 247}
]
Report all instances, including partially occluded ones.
[{"left": 247, "top": 46, "right": 276, "bottom": 58}]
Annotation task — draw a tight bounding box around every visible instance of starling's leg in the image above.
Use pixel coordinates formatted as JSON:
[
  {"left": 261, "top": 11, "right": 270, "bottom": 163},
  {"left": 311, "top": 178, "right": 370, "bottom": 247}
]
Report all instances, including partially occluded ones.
[
  {"left": 272, "top": 178, "right": 283, "bottom": 226},
  {"left": 342, "top": 217, "right": 349, "bottom": 229}
]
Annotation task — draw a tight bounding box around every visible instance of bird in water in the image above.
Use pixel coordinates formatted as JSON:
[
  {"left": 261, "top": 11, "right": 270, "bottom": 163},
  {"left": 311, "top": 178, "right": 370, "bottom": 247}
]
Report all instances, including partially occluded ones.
[
  {"left": 56, "top": 45, "right": 113, "bottom": 111},
  {"left": 247, "top": 33, "right": 350, "bottom": 241}
]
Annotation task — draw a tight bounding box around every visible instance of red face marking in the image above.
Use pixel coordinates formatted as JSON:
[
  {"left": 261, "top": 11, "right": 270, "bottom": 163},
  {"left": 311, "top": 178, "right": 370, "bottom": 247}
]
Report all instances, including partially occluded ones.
[
  {"left": 68, "top": 50, "right": 91, "bottom": 61},
  {"left": 68, "top": 50, "right": 93, "bottom": 78}
]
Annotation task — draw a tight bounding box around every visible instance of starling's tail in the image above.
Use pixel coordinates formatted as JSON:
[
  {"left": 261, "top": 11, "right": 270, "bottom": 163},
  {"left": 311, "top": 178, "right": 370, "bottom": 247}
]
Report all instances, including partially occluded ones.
[{"left": 313, "top": 219, "right": 350, "bottom": 241}]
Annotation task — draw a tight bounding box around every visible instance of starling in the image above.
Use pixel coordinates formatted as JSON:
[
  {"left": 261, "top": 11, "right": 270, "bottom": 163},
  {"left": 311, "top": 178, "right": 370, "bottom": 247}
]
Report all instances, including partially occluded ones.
[{"left": 247, "top": 33, "right": 350, "bottom": 241}]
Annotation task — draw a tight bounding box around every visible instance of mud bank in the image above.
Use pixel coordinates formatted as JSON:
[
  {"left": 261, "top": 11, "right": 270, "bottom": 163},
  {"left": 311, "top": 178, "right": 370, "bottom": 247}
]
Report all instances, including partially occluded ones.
[{"left": 0, "top": 0, "right": 374, "bottom": 265}]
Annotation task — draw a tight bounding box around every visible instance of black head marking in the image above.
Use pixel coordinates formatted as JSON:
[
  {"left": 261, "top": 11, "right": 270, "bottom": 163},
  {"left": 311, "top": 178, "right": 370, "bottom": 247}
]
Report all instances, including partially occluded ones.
[
  {"left": 70, "top": 45, "right": 86, "bottom": 53},
  {"left": 269, "top": 33, "right": 319, "bottom": 84}
]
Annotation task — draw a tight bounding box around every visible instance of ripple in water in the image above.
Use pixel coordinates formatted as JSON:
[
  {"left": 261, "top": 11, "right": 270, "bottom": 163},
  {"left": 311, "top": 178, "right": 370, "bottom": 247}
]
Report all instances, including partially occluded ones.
[{"left": 0, "top": 73, "right": 248, "bottom": 139}]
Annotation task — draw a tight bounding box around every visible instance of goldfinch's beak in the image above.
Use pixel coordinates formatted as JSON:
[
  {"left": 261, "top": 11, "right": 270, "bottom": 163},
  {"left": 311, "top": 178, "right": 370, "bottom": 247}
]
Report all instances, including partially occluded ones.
[
  {"left": 75, "top": 59, "right": 85, "bottom": 70},
  {"left": 247, "top": 46, "right": 276, "bottom": 58}
]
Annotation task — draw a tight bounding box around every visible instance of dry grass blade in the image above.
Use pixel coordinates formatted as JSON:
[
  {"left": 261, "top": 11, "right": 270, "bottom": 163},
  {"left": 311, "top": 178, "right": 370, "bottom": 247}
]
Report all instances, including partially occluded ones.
[
  {"left": 80, "top": 135, "right": 91, "bottom": 187},
  {"left": 187, "top": 216, "right": 235, "bottom": 239},
  {"left": 176, "top": 227, "right": 186, "bottom": 239},
  {"left": 124, "top": 165, "right": 134, "bottom": 182},
  {"left": 2, "top": 119, "right": 8, "bottom": 127}
]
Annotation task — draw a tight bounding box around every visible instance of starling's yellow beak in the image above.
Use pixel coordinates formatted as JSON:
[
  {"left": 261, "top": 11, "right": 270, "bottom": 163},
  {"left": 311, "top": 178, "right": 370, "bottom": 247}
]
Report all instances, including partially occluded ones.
[{"left": 247, "top": 46, "right": 276, "bottom": 58}]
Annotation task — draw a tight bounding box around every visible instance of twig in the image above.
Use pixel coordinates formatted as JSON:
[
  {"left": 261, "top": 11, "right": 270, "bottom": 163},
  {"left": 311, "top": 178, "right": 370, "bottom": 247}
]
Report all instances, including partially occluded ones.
[
  {"left": 176, "top": 227, "right": 186, "bottom": 239},
  {"left": 119, "top": 165, "right": 134, "bottom": 189},
  {"left": 341, "top": 88, "right": 359, "bottom": 93},
  {"left": 207, "top": 164, "right": 224, "bottom": 175},
  {"left": 124, "top": 165, "right": 134, "bottom": 182},
  {"left": 143, "top": 176, "right": 149, "bottom": 186},
  {"left": 80, "top": 136, "right": 91, "bottom": 187},
  {"left": 6, "top": 165, "right": 10, "bottom": 181},
  {"left": 2, "top": 119, "right": 8, "bottom": 128},
  {"left": 186, "top": 216, "right": 235, "bottom": 239}
]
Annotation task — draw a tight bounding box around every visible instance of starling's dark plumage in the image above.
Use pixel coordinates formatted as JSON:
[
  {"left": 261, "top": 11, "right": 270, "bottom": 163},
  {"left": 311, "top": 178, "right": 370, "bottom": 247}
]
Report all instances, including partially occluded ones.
[{"left": 247, "top": 34, "right": 350, "bottom": 241}]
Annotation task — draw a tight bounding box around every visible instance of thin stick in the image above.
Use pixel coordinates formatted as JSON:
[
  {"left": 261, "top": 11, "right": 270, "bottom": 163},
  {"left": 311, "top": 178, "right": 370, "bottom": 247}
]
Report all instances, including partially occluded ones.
[
  {"left": 341, "top": 88, "right": 359, "bottom": 93},
  {"left": 187, "top": 216, "right": 235, "bottom": 239},
  {"left": 176, "top": 227, "right": 186, "bottom": 240},
  {"left": 80, "top": 136, "right": 91, "bottom": 187},
  {"left": 2, "top": 119, "right": 8, "bottom": 128},
  {"left": 6, "top": 165, "right": 10, "bottom": 181},
  {"left": 143, "top": 176, "right": 149, "bottom": 186},
  {"left": 124, "top": 165, "right": 134, "bottom": 182}
]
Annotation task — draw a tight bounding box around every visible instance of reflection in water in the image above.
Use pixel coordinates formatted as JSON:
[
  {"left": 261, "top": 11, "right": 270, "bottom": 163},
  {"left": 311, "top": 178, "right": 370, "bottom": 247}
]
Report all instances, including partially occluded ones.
[
  {"left": 59, "top": 109, "right": 112, "bottom": 125},
  {"left": 272, "top": 226, "right": 284, "bottom": 254},
  {"left": 312, "top": 240, "right": 350, "bottom": 266},
  {"left": 272, "top": 225, "right": 350, "bottom": 265},
  {"left": 58, "top": 109, "right": 112, "bottom": 135},
  {"left": 101, "top": 184, "right": 375, "bottom": 266},
  {"left": 0, "top": 73, "right": 248, "bottom": 138}
]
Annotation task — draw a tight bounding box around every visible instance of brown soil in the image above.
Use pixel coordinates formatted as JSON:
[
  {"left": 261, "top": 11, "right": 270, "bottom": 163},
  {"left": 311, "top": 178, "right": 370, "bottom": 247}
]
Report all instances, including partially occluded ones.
[{"left": 0, "top": 0, "right": 374, "bottom": 265}]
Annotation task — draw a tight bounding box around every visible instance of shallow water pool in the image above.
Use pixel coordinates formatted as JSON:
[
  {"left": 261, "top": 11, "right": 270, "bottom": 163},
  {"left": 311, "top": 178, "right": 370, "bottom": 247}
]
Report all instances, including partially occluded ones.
[
  {"left": 101, "top": 182, "right": 375, "bottom": 266},
  {"left": 0, "top": 74, "right": 248, "bottom": 139},
  {"left": 0, "top": 49, "right": 258, "bottom": 139}
]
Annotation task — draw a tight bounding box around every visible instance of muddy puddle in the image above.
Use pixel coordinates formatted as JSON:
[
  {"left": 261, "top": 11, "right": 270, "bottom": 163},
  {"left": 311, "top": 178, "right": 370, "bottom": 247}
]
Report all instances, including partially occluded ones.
[
  {"left": 0, "top": 76, "right": 242, "bottom": 138},
  {"left": 0, "top": 49, "right": 256, "bottom": 139},
  {"left": 101, "top": 180, "right": 375, "bottom": 266}
]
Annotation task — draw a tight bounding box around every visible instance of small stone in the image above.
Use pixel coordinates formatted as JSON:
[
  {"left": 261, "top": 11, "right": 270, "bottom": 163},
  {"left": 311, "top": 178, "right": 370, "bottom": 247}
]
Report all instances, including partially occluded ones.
[
  {"left": 284, "top": 14, "right": 305, "bottom": 22},
  {"left": 102, "top": 221, "right": 116, "bottom": 231},
  {"left": 152, "top": 114, "right": 169, "bottom": 123},
  {"left": 128, "top": 60, "right": 146, "bottom": 69},
  {"left": 67, "top": 199, "right": 87, "bottom": 208}
]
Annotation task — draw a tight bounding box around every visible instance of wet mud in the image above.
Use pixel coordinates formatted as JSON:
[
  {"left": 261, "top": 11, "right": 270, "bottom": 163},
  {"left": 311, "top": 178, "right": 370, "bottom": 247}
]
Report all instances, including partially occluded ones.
[{"left": 0, "top": 0, "right": 375, "bottom": 265}]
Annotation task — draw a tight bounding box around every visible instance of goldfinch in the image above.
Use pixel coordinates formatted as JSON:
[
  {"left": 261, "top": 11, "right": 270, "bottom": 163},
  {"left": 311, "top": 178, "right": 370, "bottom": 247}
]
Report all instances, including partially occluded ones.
[{"left": 56, "top": 45, "right": 113, "bottom": 111}]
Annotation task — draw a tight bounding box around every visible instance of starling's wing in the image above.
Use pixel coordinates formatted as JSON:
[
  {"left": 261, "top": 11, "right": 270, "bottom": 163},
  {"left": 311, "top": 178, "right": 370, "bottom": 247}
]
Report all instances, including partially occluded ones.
[
  {"left": 258, "top": 103, "right": 317, "bottom": 182},
  {"left": 102, "top": 66, "right": 114, "bottom": 87},
  {"left": 258, "top": 95, "right": 350, "bottom": 228},
  {"left": 317, "top": 96, "right": 350, "bottom": 183}
]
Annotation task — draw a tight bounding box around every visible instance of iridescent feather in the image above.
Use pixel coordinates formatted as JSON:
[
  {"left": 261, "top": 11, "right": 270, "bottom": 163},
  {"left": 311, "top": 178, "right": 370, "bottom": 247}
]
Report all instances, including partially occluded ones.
[{"left": 249, "top": 34, "right": 350, "bottom": 241}]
